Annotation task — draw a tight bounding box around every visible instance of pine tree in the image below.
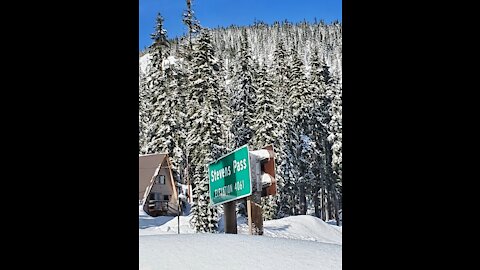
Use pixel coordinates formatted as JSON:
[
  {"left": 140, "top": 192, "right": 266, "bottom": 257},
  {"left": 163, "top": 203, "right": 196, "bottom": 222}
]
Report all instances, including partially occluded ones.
[
  {"left": 162, "top": 56, "right": 189, "bottom": 177},
  {"left": 140, "top": 13, "right": 169, "bottom": 154},
  {"left": 216, "top": 53, "right": 235, "bottom": 153},
  {"left": 148, "top": 78, "right": 173, "bottom": 154},
  {"left": 287, "top": 45, "right": 313, "bottom": 215},
  {"left": 183, "top": 0, "right": 201, "bottom": 54},
  {"left": 188, "top": 30, "right": 225, "bottom": 233},
  {"left": 328, "top": 81, "right": 342, "bottom": 225},
  {"left": 252, "top": 63, "right": 281, "bottom": 220},
  {"left": 230, "top": 28, "right": 257, "bottom": 148},
  {"left": 139, "top": 65, "right": 148, "bottom": 153},
  {"left": 271, "top": 38, "right": 295, "bottom": 217},
  {"left": 309, "top": 50, "right": 341, "bottom": 222},
  {"left": 307, "top": 48, "right": 327, "bottom": 219},
  {"left": 154, "top": 37, "right": 193, "bottom": 188},
  {"left": 318, "top": 59, "right": 342, "bottom": 223},
  {"left": 252, "top": 63, "right": 281, "bottom": 148}
]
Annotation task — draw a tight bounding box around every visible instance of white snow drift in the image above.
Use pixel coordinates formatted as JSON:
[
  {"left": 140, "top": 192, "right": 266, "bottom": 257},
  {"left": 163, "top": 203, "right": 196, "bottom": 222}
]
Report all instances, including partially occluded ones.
[
  {"left": 139, "top": 205, "right": 342, "bottom": 269},
  {"left": 140, "top": 234, "right": 341, "bottom": 270}
]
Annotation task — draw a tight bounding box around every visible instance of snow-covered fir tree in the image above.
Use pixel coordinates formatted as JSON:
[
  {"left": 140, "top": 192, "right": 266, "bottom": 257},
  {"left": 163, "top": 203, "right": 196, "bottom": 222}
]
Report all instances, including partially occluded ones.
[
  {"left": 287, "top": 45, "right": 313, "bottom": 215},
  {"left": 307, "top": 48, "right": 328, "bottom": 219},
  {"left": 327, "top": 79, "right": 342, "bottom": 225},
  {"left": 162, "top": 55, "right": 189, "bottom": 177},
  {"left": 139, "top": 65, "right": 147, "bottom": 153},
  {"left": 229, "top": 28, "right": 257, "bottom": 148},
  {"left": 252, "top": 63, "right": 281, "bottom": 220},
  {"left": 309, "top": 49, "right": 342, "bottom": 223},
  {"left": 271, "top": 38, "right": 296, "bottom": 218},
  {"left": 182, "top": 0, "right": 201, "bottom": 55},
  {"left": 140, "top": 13, "right": 169, "bottom": 154},
  {"left": 187, "top": 30, "right": 226, "bottom": 233}
]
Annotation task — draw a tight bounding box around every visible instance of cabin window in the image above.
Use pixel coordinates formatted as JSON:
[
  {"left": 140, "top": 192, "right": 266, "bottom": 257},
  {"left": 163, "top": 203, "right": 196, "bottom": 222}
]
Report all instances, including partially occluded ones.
[
  {"left": 163, "top": 195, "right": 169, "bottom": 201},
  {"left": 157, "top": 175, "right": 166, "bottom": 185},
  {"left": 149, "top": 193, "right": 161, "bottom": 201}
]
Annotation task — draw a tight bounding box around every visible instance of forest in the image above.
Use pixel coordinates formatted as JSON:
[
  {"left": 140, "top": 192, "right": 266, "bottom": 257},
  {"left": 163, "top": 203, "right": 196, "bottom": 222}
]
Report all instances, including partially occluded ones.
[{"left": 139, "top": 1, "right": 342, "bottom": 232}]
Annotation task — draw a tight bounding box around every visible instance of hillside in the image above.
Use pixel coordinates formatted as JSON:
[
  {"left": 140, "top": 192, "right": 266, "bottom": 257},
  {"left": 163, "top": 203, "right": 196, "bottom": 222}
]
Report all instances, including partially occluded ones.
[{"left": 140, "top": 21, "right": 342, "bottom": 79}]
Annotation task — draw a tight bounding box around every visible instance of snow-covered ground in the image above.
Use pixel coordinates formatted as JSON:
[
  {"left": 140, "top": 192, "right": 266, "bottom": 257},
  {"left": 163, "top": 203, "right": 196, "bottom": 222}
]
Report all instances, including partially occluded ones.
[
  {"left": 140, "top": 234, "right": 341, "bottom": 270},
  {"left": 139, "top": 205, "right": 342, "bottom": 269}
]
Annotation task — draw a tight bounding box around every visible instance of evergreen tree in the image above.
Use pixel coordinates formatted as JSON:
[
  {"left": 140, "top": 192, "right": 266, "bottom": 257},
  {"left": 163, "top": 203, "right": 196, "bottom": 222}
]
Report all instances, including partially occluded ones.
[
  {"left": 287, "top": 45, "right": 313, "bottom": 215},
  {"left": 183, "top": 0, "right": 201, "bottom": 54},
  {"left": 140, "top": 13, "right": 169, "bottom": 154},
  {"left": 216, "top": 53, "right": 235, "bottom": 152},
  {"left": 139, "top": 66, "right": 148, "bottom": 153},
  {"left": 163, "top": 57, "right": 189, "bottom": 177},
  {"left": 252, "top": 63, "right": 281, "bottom": 220},
  {"left": 309, "top": 51, "right": 341, "bottom": 222},
  {"left": 252, "top": 64, "right": 281, "bottom": 148},
  {"left": 230, "top": 28, "right": 257, "bottom": 148},
  {"left": 307, "top": 48, "right": 327, "bottom": 219},
  {"left": 327, "top": 80, "right": 342, "bottom": 225},
  {"left": 271, "top": 38, "right": 294, "bottom": 217},
  {"left": 188, "top": 30, "right": 225, "bottom": 232}
]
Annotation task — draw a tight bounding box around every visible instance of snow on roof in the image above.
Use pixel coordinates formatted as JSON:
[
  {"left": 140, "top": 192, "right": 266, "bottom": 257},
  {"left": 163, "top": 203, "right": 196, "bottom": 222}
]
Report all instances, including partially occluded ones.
[{"left": 139, "top": 152, "right": 168, "bottom": 157}]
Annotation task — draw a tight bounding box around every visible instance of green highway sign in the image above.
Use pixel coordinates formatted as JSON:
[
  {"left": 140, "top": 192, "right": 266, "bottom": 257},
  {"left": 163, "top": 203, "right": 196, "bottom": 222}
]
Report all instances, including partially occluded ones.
[{"left": 208, "top": 145, "right": 252, "bottom": 206}]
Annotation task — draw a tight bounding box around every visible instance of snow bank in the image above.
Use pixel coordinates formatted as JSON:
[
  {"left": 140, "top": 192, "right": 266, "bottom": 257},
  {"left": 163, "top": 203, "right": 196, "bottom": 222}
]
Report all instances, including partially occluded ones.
[
  {"left": 139, "top": 234, "right": 341, "bottom": 270},
  {"left": 263, "top": 215, "right": 342, "bottom": 244},
  {"left": 140, "top": 205, "right": 342, "bottom": 269},
  {"left": 140, "top": 205, "right": 341, "bottom": 244},
  {"left": 139, "top": 205, "right": 195, "bottom": 235}
]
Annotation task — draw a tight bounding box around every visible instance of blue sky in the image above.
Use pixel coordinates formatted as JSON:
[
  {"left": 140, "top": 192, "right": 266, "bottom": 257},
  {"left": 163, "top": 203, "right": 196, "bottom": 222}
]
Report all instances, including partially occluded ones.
[{"left": 139, "top": 0, "right": 342, "bottom": 50}]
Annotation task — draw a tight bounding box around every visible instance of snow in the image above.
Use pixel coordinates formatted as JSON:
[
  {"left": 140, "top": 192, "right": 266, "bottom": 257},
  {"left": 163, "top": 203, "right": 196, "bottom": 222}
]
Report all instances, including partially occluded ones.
[
  {"left": 140, "top": 234, "right": 341, "bottom": 270},
  {"left": 139, "top": 205, "right": 342, "bottom": 269},
  {"left": 140, "top": 54, "right": 178, "bottom": 75},
  {"left": 139, "top": 206, "right": 195, "bottom": 235},
  {"left": 139, "top": 53, "right": 151, "bottom": 74},
  {"left": 237, "top": 215, "right": 342, "bottom": 244},
  {"left": 164, "top": 55, "right": 177, "bottom": 66}
]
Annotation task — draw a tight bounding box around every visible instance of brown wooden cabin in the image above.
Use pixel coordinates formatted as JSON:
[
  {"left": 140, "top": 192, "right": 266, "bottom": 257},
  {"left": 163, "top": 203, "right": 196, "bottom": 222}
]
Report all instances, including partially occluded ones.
[{"left": 139, "top": 153, "right": 180, "bottom": 217}]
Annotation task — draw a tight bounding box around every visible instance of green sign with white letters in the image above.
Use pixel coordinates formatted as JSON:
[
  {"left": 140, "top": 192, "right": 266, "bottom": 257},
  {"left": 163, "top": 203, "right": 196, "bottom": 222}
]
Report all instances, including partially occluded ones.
[{"left": 208, "top": 145, "right": 252, "bottom": 206}]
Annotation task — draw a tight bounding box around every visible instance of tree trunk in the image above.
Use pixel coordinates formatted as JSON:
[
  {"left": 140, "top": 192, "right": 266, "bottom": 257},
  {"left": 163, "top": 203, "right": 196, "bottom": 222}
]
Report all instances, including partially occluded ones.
[
  {"left": 320, "top": 188, "right": 325, "bottom": 221},
  {"left": 332, "top": 189, "right": 341, "bottom": 226},
  {"left": 323, "top": 135, "right": 335, "bottom": 223},
  {"left": 327, "top": 192, "right": 334, "bottom": 222},
  {"left": 291, "top": 194, "right": 297, "bottom": 216},
  {"left": 299, "top": 185, "right": 307, "bottom": 215},
  {"left": 323, "top": 189, "right": 330, "bottom": 221},
  {"left": 313, "top": 188, "right": 320, "bottom": 218}
]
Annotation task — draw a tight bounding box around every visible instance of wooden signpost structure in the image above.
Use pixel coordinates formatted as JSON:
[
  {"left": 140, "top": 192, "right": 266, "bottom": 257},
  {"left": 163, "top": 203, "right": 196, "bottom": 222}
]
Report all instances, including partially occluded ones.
[{"left": 208, "top": 144, "right": 276, "bottom": 235}]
